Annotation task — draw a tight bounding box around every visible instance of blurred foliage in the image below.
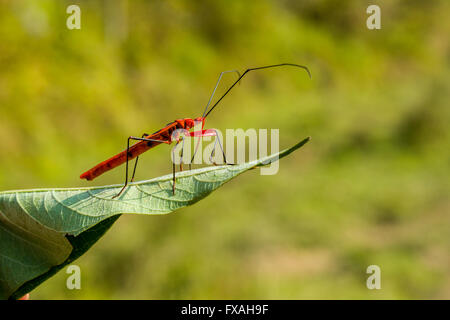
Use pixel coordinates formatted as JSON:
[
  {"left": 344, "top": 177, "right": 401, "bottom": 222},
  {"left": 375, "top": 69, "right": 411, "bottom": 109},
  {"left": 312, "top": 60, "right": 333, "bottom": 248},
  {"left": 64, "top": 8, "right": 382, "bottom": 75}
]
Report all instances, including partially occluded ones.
[{"left": 0, "top": 0, "right": 449, "bottom": 299}]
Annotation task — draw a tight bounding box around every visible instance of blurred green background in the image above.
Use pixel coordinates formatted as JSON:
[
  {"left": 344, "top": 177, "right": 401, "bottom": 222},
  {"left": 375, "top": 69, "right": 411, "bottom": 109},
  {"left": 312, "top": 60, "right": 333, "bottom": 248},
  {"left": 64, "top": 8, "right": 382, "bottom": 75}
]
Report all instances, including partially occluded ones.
[{"left": 0, "top": 0, "right": 449, "bottom": 299}]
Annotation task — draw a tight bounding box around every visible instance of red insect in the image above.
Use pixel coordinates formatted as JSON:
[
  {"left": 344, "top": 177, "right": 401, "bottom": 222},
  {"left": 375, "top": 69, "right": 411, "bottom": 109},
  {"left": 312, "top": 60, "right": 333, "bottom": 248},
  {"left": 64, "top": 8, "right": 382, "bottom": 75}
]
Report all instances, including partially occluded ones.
[{"left": 80, "top": 63, "right": 311, "bottom": 198}]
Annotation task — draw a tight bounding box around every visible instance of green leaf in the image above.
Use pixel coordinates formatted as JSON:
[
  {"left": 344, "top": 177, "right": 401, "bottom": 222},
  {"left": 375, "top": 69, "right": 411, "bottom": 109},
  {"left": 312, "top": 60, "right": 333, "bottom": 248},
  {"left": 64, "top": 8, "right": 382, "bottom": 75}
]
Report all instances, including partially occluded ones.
[{"left": 0, "top": 137, "right": 310, "bottom": 299}]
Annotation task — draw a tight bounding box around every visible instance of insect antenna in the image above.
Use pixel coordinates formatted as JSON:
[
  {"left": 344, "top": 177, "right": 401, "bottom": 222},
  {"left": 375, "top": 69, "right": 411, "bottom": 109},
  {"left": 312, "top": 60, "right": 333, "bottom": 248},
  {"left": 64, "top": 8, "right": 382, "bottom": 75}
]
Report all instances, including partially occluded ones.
[
  {"left": 203, "top": 63, "right": 311, "bottom": 119},
  {"left": 201, "top": 70, "right": 241, "bottom": 118}
]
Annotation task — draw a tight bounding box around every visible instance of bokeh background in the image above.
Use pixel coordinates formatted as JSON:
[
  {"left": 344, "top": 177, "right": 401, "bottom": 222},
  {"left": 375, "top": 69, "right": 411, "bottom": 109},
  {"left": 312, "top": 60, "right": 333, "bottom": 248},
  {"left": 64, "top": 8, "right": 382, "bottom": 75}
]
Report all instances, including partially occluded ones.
[{"left": 0, "top": 0, "right": 449, "bottom": 299}]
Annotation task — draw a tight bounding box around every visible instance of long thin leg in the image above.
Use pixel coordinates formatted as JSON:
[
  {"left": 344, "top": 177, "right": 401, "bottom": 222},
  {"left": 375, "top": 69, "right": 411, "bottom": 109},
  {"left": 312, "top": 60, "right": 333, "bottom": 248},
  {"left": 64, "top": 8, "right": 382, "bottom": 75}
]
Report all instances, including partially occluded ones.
[
  {"left": 172, "top": 162, "right": 176, "bottom": 195},
  {"left": 130, "top": 133, "right": 149, "bottom": 182},
  {"left": 208, "top": 129, "right": 232, "bottom": 165},
  {"left": 113, "top": 136, "right": 170, "bottom": 199},
  {"left": 179, "top": 136, "right": 186, "bottom": 172},
  {"left": 189, "top": 129, "right": 234, "bottom": 166},
  {"left": 189, "top": 135, "right": 202, "bottom": 170},
  {"left": 172, "top": 139, "right": 182, "bottom": 195}
]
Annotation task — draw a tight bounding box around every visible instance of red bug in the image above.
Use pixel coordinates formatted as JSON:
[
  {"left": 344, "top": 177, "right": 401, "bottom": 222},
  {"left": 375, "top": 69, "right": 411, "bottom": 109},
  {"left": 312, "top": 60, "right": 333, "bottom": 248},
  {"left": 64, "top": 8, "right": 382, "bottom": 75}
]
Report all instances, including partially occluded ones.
[{"left": 80, "top": 63, "right": 311, "bottom": 198}]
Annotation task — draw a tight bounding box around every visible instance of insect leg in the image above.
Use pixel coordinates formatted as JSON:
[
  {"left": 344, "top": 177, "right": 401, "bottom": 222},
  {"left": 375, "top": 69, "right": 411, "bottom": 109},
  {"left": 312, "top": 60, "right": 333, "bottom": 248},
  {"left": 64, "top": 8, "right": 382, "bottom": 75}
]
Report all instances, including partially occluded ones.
[
  {"left": 189, "top": 129, "right": 234, "bottom": 166},
  {"left": 113, "top": 135, "right": 170, "bottom": 199},
  {"left": 113, "top": 137, "right": 133, "bottom": 199},
  {"left": 130, "top": 133, "right": 149, "bottom": 182},
  {"left": 179, "top": 135, "right": 186, "bottom": 172},
  {"left": 209, "top": 129, "right": 232, "bottom": 165},
  {"left": 189, "top": 135, "right": 202, "bottom": 170},
  {"left": 171, "top": 139, "right": 181, "bottom": 195}
]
